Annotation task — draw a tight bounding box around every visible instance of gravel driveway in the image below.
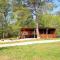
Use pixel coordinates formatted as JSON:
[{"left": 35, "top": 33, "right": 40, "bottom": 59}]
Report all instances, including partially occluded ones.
[{"left": 0, "top": 40, "right": 60, "bottom": 48}]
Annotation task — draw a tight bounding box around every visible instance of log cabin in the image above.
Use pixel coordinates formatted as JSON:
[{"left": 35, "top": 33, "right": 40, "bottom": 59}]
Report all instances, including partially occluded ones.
[{"left": 20, "top": 28, "right": 56, "bottom": 39}]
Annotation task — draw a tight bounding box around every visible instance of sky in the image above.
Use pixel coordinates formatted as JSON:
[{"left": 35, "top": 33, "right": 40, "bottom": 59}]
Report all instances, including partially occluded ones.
[{"left": 50, "top": 0, "right": 60, "bottom": 14}]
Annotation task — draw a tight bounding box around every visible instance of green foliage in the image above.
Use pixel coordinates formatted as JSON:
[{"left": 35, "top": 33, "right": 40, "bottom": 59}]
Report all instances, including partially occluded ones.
[
  {"left": 0, "top": 0, "right": 7, "bottom": 12},
  {"left": 19, "top": 17, "right": 36, "bottom": 28},
  {"left": 39, "top": 14, "right": 60, "bottom": 35},
  {"left": 14, "top": 6, "right": 31, "bottom": 21},
  {"left": 0, "top": 0, "right": 60, "bottom": 38}
]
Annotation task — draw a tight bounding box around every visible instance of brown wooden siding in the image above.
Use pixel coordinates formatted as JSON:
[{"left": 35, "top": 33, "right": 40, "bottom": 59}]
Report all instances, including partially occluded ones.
[
  {"left": 20, "top": 28, "right": 56, "bottom": 39},
  {"left": 40, "top": 34, "right": 56, "bottom": 38}
]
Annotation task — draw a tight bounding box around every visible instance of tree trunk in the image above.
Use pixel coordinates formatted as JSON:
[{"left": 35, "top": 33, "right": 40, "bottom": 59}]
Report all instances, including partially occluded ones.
[
  {"left": 2, "top": 32, "right": 5, "bottom": 39},
  {"left": 34, "top": 29, "right": 36, "bottom": 38},
  {"left": 46, "top": 28, "right": 48, "bottom": 38},
  {"left": 36, "top": 22, "right": 40, "bottom": 38},
  {"left": 46, "top": 28, "right": 48, "bottom": 34},
  {"left": 35, "top": 11, "right": 40, "bottom": 38},
  {"left": 2, "top": 13, "right": 5, "bottom": 39}
]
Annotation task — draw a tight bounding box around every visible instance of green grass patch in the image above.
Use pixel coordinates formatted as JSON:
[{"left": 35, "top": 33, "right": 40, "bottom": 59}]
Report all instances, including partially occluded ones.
[{"left": 0, "top": 42, "right": 60, "bottom": 60}]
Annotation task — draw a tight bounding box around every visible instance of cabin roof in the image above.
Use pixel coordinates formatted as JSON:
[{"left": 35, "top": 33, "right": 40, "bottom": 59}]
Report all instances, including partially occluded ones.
[
  {"left": 20, "top": 27, "right": 56, "bottom": 30},
  {"left": 20, "top": 27, "right": 56, "bottom": 31}
]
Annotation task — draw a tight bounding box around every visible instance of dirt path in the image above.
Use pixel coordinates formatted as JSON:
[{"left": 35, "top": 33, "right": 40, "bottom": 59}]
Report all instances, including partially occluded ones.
[{"left": 0, "top": 40, "right": 60, "bottom": 48}]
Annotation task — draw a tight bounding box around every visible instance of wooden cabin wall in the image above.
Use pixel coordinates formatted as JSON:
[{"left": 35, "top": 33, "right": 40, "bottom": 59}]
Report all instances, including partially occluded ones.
[{"left": 20, "top": 28, "right": 56, "bottom": 39}]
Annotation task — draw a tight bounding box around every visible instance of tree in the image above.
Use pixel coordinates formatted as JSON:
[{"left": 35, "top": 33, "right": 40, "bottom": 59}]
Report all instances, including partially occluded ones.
[
  {"left": 38, "top": 14, "right": 60, "bottom": 36},
  {"left": 24, "top": 0, "right": 46, "bottom": 38},
  {"left": 11, "top": 0, "right": 35, "bottom": 37},
  {"left": 0, "top": 0, "right": 8, "bottom": 38}
]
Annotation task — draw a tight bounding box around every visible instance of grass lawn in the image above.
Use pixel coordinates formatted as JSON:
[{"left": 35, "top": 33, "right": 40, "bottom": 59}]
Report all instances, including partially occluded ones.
[{"left": 0, "top": 42, "right": 60, "bottom": 60}]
